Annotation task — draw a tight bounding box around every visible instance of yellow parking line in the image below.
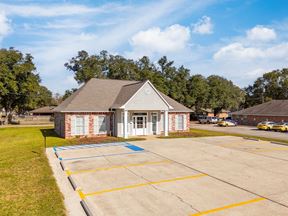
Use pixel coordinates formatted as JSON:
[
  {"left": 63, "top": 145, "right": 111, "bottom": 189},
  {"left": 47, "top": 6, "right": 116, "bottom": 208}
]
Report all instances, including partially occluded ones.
[
  {"left": 77, "top": 189, "right": 85, "bottom": 200},
  {"left": 190, "top": 197, "right": 266, "bottom": 216},
  {"left": 253, "top": 147, "right": 288, "bottom": 152},
  {"left": 82, "top": 174, "right": 207, "bottom": 197},
  {"left": 67, "top": 160, "right": 172, "bottom": 176}
]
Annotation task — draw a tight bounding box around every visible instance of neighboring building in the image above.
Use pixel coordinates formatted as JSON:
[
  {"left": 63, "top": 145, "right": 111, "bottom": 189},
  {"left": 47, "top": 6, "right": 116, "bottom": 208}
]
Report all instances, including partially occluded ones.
[
  {"left": 54, "top": 79, "right": 192, "bottom": 138},
  {"left": 196, "top": 108, "right": 230, "bottom": 118},
  {"left": 232, "top": 100, "right": 288, "bottom": 125},
  {"left": 31, "top": 106, "right": 56, "bottom": 116}
]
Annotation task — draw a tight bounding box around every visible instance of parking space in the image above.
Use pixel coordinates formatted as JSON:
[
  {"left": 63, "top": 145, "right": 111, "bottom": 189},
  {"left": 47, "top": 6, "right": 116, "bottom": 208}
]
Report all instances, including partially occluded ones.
[
  {"left": 47, "top": 137, "right": 288, "bottom": 216},
  {"left": 197, "top": 136, "right": 288, "bottom": 161}
]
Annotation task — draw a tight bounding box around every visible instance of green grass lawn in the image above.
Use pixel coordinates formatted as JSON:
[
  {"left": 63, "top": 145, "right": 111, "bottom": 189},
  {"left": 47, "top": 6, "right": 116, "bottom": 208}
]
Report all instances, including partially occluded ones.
[
  {"left": 0, "top": 127, "right": 68, "bottom": 216},
  {"left": 0, "top": 126, "right": 144, "bottom": 216}
]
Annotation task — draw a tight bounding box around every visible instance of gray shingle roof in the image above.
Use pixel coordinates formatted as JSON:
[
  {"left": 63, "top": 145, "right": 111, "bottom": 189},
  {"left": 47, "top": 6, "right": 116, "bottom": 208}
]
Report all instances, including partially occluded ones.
[
  {"left": 31, "top": 106, "right": 56, "bottom": 113},
  {"left": 232, "top": 100, "right": 288, "bottom": 116},
  {"left": 54, "top": 78, "right": 192, "bottom": 112}
]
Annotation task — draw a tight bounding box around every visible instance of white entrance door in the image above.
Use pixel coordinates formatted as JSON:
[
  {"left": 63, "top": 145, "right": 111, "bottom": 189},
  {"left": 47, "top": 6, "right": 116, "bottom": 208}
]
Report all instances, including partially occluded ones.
[{"left": 133, "top": 115, "right": 147, "bottom": 135}]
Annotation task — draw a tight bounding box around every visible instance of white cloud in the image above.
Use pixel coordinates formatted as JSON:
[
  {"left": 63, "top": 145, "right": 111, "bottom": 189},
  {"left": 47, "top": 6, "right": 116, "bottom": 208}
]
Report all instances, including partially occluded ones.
[
  {"left": 0, "top": 11, "right": 11, "bottom": 39},
  {"left": 192, "top": 16, "right": 213, "bottom": 34},
  {"left": 128, "top": 24, "right": 190, "bottom": 58},
  {"left": 214, "top": 42, "right": 288, "bottom": 60},
  {"left": 7, "top": 0, "right": 218, "bottom": 93},
  {"left": 204, "top": 24, "right": 288, "bottom": 86},
  {"left": 0, "top": 3, "right": 127, "bottom": 17},
  {"left": 246, "top": 25, "right": 276, "bottom": 41},
  {"left": 214, "top": 43, "right": 264, "bottom": 59}
]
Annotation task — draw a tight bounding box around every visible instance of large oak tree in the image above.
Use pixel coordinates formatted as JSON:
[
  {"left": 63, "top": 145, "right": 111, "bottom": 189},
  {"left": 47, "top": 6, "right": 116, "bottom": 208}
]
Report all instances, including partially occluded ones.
[{"left": 0, "top": 48, "right": 51, "bottom": 122}]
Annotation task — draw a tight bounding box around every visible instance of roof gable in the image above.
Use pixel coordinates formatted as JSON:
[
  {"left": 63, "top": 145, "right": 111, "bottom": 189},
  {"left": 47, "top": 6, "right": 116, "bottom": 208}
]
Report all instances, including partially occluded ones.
[
  {"left": 111, "top": 81, "right": 146, "bottom": 108},
  {"left": 120, "top": 81, "right": 171, "bottom": 110}
]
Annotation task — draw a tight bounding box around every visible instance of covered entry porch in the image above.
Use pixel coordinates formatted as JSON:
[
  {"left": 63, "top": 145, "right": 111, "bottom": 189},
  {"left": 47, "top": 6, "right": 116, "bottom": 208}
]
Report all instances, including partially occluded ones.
[{"left": 116, "top": 110, "right": 169, "bottom": 138}]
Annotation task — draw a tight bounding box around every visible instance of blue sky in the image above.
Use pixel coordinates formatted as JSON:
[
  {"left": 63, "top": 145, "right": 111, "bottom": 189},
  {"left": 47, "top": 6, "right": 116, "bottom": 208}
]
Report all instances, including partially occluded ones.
[{"left": 1, "top": 0, "right": 288, "bottom": 93}]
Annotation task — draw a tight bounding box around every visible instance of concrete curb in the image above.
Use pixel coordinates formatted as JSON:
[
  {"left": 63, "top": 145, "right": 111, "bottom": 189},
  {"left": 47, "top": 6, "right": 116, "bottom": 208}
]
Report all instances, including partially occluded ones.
[
  {"left": 243, "top": 137, "right": 259, "bottom": 141},
  {"left": 80, "top": 200, "right": 93, "bottom": 216},
  {"left": 60, "top": 161, "right": 65, "bottom": 171},
  {"left": 55, "top": 151, "right": 59, "bottom": 158},
  {"left": 270, "top": 141, "right": 288, "bottom": 146},
  {"left": 68, "top": 176, "right": 77, "bottom": 190}
]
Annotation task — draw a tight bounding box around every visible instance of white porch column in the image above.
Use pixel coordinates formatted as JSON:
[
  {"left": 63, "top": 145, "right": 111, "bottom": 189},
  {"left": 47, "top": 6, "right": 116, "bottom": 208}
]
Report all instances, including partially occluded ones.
[
  {"left": 123, "top": 110, "right": 128, "bottom": 139},
  {"left": 164, "top": 110, "right": 169, "bottom": 136}
]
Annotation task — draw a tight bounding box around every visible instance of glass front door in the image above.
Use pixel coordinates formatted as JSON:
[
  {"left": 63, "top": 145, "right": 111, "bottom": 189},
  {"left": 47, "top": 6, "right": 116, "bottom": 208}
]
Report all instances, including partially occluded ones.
[{"left": 133, "top": 115, "right": 147, "bottom": 135}]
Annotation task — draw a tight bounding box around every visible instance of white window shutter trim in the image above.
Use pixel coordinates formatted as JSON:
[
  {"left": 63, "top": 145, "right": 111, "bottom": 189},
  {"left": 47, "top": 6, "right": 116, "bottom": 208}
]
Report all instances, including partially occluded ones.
[
  {"left": 175, "top": 115, "right": 179, "bottom": 130},
  {"left": 94, "top": 115, "right": 99, "bottom": 134},
  {"left": 183, "top": 114, "right": 187, "bottom": 130},
  {"left": 84, "top": 115, "right": 89, "bottom": 135},
  {"left": 71, "top": 115, "right": 76, "bottom": 135}
]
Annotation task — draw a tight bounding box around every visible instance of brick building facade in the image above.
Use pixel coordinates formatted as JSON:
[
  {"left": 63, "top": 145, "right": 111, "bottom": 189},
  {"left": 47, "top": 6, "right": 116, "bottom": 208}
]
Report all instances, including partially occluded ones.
[
  {"left": 232, "top": 100, "right": 288, "bottom": 126},
  {"left": 54, "top": 79, "right": 192, "bottom": 138}
]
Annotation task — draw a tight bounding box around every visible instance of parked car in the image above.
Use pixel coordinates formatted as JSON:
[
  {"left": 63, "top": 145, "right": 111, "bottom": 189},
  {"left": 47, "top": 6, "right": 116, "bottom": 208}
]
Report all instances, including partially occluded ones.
[
  {"left": 257, "top": 121, "right": 275, "bottom": 130},
  {"left": 218, "top": 119, "right": 237, "bottom": 127},
  {"left": 198, "top": 116, "right": 218, "bottom": 124},
  {"left": 272, "top": 122, "right": 288, "bottom": 132}
]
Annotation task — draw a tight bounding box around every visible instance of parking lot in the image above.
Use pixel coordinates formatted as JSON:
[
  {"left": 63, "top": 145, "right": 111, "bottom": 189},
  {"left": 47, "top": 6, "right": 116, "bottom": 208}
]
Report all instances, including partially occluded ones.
[
  {"left": 47, "top": 136, "right": 288, "bottom": 216},
  {"left": 191, "top": 122, "right": 288, "bottom": 140}
]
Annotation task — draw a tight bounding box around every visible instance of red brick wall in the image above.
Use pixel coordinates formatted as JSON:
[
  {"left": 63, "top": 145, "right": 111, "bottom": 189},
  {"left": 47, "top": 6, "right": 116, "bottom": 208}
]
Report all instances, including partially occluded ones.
[
  {"left": 55, "top": 112, "right": 114, "bottom": 138},
  {"left": 168, "top": 112, "right": 190, "bottom": 132},
  {"left": 232, "top": 114, "right": 288, "bottom": 126},
  {"left": 55, "top": 111, "right": 191, "bottom": 138}
]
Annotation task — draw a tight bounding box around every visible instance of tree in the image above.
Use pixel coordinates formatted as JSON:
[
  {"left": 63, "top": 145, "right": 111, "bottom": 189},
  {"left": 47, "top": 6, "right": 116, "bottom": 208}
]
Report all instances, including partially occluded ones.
[
  {"left": 169, "top": 66, "right": 190, "bottom": 105},
  {"left": 107, "top": 55, "right": 139, "bottom": 80},
  {"left": 244, "top": 68, "right": 288, "bottom": 107},
  {"left": 0, "top": 48, "right": 41, "bottom": 121},
  {"left": 64, "top": 50, "right": 105, "bottom": 84},
  {"left": 207, "top": 75, "right": 245, "bottom": 115},
  {"left": 62, "top": 88, "right": 78, "bottom": 101},
  {"left": 51, "top": 93, "right": 63, "bottom": 105},
  {"left": 65, "top": 50, "right": 245, "bottom": 114},
  {"left": 187, "top": 75, "right": 210, "bottom": 112},
  {"left": 136, "top": 56, "right": 168, "bottom": 94},
  {"left": 23, "top": 85, "right": 53, "bottom": 111}
]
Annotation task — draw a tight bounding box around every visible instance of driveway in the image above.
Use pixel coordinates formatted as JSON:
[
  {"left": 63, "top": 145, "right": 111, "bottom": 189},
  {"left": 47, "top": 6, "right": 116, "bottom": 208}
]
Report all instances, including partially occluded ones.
[
  {"left": 191, "top": 122, "right": 288, "bottom": 141},
  {"left": 47, "top": 137, "right": 288, "bottom": 215}
]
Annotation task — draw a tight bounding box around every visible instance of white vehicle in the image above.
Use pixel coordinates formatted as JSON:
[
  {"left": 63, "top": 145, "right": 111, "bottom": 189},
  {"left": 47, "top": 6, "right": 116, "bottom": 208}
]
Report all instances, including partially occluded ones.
[{"left": 198, "top": 116, "right": 218, "bottom": 124}]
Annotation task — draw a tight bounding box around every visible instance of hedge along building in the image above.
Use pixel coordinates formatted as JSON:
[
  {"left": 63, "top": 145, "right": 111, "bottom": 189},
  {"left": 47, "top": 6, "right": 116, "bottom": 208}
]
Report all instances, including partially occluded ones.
[
  {"left": 231, "top": 100, "right": 288, "bottom": 126},
  {"left": 54, "top": 78, "right": 192, "bottom": 138}
]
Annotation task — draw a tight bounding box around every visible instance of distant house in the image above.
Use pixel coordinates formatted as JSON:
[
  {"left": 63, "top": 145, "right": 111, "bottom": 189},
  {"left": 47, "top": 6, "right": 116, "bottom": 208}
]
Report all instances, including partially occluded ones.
[
  {"left": 197, "top": 108, "right": 230, "bottom": 119},
  {"left": 232, "top": 100, "right": 288, "bottom": 125},
  {"left": 31, "top": 106, "right": 56, "bottom": 116},
  {"left": 54, "top": 79, "right": 192, "bottom": 138}
]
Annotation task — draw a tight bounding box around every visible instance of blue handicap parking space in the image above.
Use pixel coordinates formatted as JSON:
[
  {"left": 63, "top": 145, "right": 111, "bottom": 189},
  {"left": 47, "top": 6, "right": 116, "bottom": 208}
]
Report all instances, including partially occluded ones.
[{"left": 125, "top": 145, "right": 145, "bottom": 152}]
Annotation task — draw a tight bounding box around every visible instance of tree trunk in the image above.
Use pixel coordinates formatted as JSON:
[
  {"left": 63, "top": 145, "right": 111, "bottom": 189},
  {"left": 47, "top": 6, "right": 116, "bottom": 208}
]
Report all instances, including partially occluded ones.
[{"left": 4, "top": 109, "right": 13, "bottom": 124}]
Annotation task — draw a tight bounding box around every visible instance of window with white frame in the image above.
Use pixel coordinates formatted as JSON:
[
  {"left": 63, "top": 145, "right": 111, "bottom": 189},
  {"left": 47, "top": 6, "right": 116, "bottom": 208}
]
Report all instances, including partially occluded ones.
[
  {"left": 94, "top": 115, "right": 108, "bottom": 134},
  {"left": 75, "top": 116, "right": 85, "bottom": 135},
  {"left": 176, "top": 114, "right": 185, "bottom": 130}
]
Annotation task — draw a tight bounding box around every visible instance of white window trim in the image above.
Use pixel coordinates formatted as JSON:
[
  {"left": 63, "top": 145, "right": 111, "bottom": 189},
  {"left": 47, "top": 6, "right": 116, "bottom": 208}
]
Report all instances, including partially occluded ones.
[
  {"left": 72, "top": 115, "right": 88, "bottom": 136},
  {"left": 94, "top": 115, "right": 109, "bottom": 135},
  {"left": 176, "top": 114, "right": 185, "bottom": 131}
]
